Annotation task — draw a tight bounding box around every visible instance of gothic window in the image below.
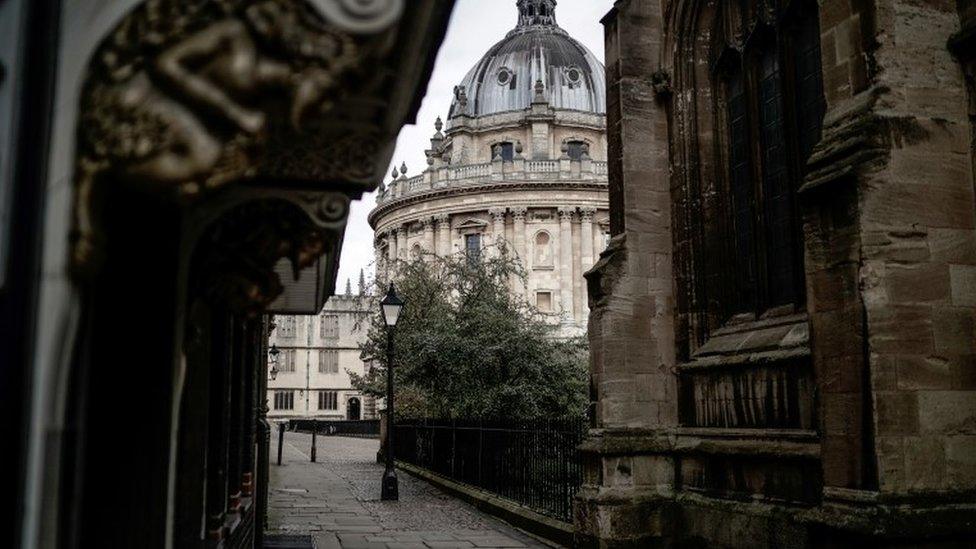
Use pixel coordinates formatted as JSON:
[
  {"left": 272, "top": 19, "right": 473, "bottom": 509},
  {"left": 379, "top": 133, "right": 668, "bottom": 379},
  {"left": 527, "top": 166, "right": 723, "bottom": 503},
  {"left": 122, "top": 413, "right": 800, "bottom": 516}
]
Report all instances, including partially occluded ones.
[
  {"left": 534, "top": 231, "right": 553, "bottom": 268},
  {"left": 411, "top": 243, "right": 423, "bottom": 259},
  {"left": 273, "top": 391, "right": 294, "bottom": 410},
  {"left": 318, "top": 350, "right": 339, "bottom": 374},
  {"left": 465, "top": 233, "right": 482, "bottom": 261},
  {"left": 319, "top": 314, "right": 339, "bottom": 339},
  {"left": 318, "top": 391, "right": 338, "bottom": 411},
  {"left": 713, "top": 3, "right": 825, "bottom": 318}
]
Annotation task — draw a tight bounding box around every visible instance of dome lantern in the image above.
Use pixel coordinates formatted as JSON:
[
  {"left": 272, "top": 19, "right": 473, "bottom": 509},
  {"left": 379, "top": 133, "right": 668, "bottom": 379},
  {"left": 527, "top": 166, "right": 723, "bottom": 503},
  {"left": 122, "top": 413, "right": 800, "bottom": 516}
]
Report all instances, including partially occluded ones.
[
  {"left": 517, "top": 0, "right": 558, "bottom": 28},
  {"left": 446, "top": 0, "right": 606, "bottom": 123}
]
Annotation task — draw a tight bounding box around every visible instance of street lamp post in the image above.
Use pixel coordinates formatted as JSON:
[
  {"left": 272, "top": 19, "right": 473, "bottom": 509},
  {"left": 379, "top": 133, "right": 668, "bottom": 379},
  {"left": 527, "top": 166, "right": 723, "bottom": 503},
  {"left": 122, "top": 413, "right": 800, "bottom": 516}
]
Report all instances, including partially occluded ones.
[
  {"left": 268, "top": 344, "right": 280, "bottom": 381},
  {"left": 380, "top": 284, "right": 404, "bottom": 501}
]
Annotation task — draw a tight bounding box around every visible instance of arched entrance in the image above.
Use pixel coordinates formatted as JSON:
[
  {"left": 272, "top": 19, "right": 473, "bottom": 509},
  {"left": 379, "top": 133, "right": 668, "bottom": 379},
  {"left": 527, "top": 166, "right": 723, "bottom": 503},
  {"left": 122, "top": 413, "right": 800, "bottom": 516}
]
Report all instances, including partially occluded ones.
[{"left": 347, "top": 397, "right": 361, "bottom": 420}]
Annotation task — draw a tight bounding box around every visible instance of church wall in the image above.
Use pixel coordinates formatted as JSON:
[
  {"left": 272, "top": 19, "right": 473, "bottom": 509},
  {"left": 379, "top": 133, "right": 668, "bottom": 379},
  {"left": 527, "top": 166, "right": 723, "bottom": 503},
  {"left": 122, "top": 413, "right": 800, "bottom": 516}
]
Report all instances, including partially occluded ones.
[{"left": 578, "top": 0, "right": 976, "bottom": 547}]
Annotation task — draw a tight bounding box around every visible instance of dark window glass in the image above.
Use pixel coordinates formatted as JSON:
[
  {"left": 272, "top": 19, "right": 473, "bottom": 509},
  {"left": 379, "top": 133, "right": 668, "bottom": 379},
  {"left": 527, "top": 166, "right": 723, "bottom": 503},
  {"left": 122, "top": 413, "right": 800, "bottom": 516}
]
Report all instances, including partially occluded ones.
[
  {"left": 493, "top": 142, "right": 514, "bottom": 161},
  {"left": 726, "top": 70, "right": 758, "bottom": 312},
  {"left": 567, "top": 141, "right": 586, "bottom": 161},
  {"left": 793, "top": 13, "right": 827, "bottom": 162},
  {"left": 318, "top": 391, "right": 337, "bottom": 411},
  {"left": 715, "top": 6, "right": 824, "bottom": 318},
  {"left": 274, "top": 391, "right": 294, "bottom": 410},
  {"left": 757, "top": 46, "right": 797, "bottom": 307},
  {"left": 465, "top": 234, "right": 482, "bottom": 261}
]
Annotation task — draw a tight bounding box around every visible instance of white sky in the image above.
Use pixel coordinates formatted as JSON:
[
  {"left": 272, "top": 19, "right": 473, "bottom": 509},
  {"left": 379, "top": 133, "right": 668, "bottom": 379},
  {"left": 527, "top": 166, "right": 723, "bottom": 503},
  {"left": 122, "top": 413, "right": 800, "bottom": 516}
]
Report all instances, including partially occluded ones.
[{"left": 336, "top": 0, "right": 615, "bottom": 289}]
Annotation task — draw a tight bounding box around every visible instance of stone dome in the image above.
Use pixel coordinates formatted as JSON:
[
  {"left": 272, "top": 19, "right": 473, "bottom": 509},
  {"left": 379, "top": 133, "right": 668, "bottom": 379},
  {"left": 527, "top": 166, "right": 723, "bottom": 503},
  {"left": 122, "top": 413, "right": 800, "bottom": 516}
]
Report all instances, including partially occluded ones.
[{"left": 447, "top": 0, "right": 606, "bottom": 121}]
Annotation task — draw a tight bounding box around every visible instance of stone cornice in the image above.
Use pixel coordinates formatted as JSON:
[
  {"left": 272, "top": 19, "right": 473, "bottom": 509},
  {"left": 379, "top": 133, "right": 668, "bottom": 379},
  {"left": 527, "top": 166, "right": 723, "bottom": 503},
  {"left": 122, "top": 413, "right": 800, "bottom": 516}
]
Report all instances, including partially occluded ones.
[{"left": 368, "top": 180, "right": 609, "bottom": 227}]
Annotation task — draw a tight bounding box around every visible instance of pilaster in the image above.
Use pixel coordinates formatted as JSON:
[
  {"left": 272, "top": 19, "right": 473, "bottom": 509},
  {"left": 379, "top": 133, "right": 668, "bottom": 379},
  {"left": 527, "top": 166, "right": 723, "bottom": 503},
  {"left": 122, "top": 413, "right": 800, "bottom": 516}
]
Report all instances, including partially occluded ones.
[
  {"left": 579, "top": 207, "right": 596, "bottom": 320},
  {"left": 558, "top": 207, "right": 575, "bottom": 324},
  {"left": 435, "top": 213, "right": 451, "bottom": 257},
  {"left": 512, "top": 207, "right": 528, "bottom": 295},
  {"left": 421, "top": 217, "right": 435, "bottom": 255}
]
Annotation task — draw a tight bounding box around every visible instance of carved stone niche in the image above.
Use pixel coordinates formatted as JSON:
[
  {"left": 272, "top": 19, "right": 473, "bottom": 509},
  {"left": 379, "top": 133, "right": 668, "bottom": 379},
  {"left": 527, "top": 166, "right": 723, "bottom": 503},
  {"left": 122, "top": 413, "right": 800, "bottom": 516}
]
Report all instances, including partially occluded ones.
[{"left": 71, "top": 0, "right": 407, "bottom": 273}]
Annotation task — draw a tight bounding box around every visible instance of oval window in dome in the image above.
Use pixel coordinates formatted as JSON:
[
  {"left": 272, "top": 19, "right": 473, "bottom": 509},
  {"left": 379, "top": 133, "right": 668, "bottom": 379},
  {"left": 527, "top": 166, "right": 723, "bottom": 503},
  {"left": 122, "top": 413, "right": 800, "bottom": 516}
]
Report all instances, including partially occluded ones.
[
  {"left": 565, "top": 67, "right": 582, "bottom": 87},
  {"left": 497, "top": 68, "right": 513, "bottom": 86}
]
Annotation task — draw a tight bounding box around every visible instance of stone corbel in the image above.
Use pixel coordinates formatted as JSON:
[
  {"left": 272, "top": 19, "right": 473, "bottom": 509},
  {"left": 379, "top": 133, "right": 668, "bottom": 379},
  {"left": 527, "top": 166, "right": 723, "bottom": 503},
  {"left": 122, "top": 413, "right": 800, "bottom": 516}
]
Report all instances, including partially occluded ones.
[
  {"left": 798, "top": 86, "right": 892, "bottom": 195},
  {"left": 650, "top": 69, "right": 672, "bottom": 101}
]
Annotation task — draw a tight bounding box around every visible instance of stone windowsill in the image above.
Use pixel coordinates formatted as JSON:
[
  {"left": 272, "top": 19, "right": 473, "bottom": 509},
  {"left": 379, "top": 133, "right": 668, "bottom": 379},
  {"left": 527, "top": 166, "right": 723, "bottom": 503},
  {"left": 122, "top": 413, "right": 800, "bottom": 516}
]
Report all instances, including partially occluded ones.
[{"left": 682, "top": 311, "right": 810, "bottom": 369}]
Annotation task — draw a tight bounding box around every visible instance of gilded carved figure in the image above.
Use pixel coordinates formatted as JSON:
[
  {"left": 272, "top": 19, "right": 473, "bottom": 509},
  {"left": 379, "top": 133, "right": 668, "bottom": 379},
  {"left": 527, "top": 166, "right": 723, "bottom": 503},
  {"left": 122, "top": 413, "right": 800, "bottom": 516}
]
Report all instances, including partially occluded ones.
[{"left": 73, "top": 0, "right": 396, "bottom": 269}]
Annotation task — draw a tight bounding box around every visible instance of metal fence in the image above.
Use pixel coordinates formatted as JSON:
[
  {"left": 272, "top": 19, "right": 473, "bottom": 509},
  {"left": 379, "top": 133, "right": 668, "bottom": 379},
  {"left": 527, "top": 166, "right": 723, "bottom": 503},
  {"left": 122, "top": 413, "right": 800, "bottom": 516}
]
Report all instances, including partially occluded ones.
[
  {"left": 289, "top": 419, "right": 380, "bottom": 439},
  {"left": 394, "top": 418, "right": 586, "bottom": 523}
]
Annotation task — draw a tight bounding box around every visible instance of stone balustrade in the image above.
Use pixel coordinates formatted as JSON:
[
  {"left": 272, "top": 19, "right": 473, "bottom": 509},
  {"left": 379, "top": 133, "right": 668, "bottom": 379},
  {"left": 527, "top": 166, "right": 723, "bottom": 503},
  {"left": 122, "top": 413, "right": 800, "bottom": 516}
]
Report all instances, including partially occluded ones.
[{"left": 377, "top": 158, "right": 608, "bottom": 205}]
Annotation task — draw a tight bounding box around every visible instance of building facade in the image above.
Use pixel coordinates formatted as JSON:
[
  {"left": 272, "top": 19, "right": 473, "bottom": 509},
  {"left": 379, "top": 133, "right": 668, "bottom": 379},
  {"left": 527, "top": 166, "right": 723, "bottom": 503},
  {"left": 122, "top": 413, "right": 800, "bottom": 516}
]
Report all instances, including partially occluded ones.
[
  {"left": 267, "top": 292, "right": 376, "bottom": 421},
  {"left": 369, "top": 0, "right": 610, "bottom": 333},
  {"left": 577, "top": 0, "right": 976, "bottom": 547}
]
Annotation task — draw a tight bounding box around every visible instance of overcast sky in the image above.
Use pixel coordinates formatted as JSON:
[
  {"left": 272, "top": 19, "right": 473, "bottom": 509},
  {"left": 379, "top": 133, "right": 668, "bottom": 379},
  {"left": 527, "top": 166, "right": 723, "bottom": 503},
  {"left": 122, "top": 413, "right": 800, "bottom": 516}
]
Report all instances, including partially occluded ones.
[{"left": 336, "top": 0, "right": 615, "bottom": 290}]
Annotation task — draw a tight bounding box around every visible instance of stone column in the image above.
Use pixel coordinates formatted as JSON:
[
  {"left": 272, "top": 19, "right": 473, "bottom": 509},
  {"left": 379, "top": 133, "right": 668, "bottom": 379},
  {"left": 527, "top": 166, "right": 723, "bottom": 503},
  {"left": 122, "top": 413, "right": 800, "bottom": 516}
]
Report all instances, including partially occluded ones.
[
  {"left": 512, "top": 208, "right": 528, "bottom": 295},
  {"left": 579, "top": 207, "right": 596, "bottom": 320},
  {"left": 422, "top": 217, "right": 435, "bottom": 255},
  {"left": 489, "top": 207, "right": 507, "bottom": 256},
  {"left": 557, "top": 207, "right": 575, "bottom": 322},
  {"left": 435, "top": 213, "right": 451, "bottom": 257},
  {"left": 396, "top": 224, "right": 408, "bottom": 260},
  {"left": 386, "top": 229, "right": 398, "bottom": 262}
]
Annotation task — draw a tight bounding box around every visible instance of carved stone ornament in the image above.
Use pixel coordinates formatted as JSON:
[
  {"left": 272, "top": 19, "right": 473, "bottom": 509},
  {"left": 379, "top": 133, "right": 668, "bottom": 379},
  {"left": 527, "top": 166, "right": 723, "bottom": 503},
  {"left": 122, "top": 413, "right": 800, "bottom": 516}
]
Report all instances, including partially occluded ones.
[
  {"left": 72, "top": 0, "right": 403, "bottom": 271},
  {"left": 192, "top": 194, "right": 349, "bottom": 316}
]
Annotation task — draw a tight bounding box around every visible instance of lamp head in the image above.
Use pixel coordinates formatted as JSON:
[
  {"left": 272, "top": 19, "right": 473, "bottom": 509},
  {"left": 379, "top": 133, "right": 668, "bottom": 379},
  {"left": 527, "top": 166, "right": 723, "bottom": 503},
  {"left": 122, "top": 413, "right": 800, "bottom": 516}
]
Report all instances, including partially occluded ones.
[{"left": 380, "top": 283, "right": 404, "bottom": 327}]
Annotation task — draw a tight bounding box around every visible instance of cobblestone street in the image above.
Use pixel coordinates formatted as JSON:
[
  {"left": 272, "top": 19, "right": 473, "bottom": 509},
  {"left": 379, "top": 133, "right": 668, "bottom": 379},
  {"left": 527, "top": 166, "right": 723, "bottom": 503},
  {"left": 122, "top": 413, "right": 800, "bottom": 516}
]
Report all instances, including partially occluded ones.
[{"left": 268, "top": 432, "right": 552, "bottom": 549}]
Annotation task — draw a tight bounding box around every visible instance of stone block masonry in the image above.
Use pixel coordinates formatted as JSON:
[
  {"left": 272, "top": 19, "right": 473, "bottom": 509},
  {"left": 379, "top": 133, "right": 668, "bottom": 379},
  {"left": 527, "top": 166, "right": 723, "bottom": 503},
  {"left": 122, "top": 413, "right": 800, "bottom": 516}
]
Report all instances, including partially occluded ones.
[{"left": 576, "top": 0, "right": 976, "bottom": 547}]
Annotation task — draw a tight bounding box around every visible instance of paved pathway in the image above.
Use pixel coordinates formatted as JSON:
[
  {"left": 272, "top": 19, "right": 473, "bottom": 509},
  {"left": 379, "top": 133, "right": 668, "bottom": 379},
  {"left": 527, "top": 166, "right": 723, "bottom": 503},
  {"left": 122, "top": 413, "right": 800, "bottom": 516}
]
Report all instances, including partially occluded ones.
[{"left": 268, "top": 432, "right": 553, "bottom": 549}]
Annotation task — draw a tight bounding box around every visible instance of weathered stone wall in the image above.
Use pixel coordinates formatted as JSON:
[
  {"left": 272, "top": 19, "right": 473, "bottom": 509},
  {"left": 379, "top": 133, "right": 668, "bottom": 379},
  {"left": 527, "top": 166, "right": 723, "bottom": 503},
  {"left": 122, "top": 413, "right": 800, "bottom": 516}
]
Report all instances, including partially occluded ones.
[
  {"left": 578, "top": 0, "right": 976, "bottom": 546},
  {"left": 810, "top": 0, "right": 976, "bottom": 498},
  {"left": 576, "top": 0, "right": 678, "bottom": 546}
]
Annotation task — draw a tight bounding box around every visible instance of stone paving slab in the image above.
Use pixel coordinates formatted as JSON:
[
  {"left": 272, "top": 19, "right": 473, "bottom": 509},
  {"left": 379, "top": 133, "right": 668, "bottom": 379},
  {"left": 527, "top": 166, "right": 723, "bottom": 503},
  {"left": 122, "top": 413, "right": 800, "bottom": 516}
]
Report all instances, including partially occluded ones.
[{"left": 268, "top": 433, "right": 553, "bottom": 549}]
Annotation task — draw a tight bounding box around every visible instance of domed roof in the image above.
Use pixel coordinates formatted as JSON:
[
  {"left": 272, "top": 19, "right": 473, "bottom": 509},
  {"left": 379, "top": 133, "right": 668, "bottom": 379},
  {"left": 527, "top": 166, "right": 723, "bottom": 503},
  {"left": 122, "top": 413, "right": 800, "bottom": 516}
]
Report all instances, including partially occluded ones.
[{"left": 447, "top": 0, "right": 606, "bottom": 121}]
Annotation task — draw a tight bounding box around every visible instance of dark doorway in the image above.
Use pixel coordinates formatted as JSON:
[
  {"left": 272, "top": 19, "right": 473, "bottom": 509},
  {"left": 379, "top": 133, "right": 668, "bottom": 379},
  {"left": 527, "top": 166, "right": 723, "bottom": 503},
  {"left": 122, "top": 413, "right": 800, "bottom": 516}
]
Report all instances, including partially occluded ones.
[{"left": 347, "top": 397, "right": 361, "bottom": 421}]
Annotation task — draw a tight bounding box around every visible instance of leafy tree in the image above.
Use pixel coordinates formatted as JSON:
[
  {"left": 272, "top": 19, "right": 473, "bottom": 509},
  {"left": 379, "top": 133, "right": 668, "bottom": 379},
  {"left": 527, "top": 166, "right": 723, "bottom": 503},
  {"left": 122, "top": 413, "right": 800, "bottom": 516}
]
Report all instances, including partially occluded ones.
[{"left": 350, "top": 246, "right": 588, "bottom": 420}]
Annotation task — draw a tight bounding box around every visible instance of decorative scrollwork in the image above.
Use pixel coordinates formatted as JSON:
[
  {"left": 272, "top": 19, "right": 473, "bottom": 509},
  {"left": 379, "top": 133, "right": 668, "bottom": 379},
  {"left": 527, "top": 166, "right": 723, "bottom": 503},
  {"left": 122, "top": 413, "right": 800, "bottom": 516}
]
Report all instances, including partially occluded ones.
[
  {"left": 313, "top": 0, "right": 405, "bottom": 34},
  {"left": 72, "top": 0, "right": 395, "bottom": 271},
  {"left": 314, "top": 193, "right": 350, "bottom": 223}
]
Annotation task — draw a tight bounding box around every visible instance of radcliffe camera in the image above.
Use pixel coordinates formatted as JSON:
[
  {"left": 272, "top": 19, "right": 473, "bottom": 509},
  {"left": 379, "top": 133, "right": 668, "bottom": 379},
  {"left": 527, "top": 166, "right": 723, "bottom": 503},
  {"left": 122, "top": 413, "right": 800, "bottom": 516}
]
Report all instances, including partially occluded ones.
[{"left": 2, "top": 1, "right": 976, "bottom": 548}]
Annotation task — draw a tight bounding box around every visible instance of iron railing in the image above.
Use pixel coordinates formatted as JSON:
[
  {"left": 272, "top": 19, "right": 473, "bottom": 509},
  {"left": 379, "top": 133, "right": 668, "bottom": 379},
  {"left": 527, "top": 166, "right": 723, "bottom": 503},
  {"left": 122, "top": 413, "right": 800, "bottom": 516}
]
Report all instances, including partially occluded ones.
[
  {"left": 394, "top": 418, "right": 586, "bottom": 523},
  {"left": 289, "top": 419, "right": 380, "bottom": 439}
]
